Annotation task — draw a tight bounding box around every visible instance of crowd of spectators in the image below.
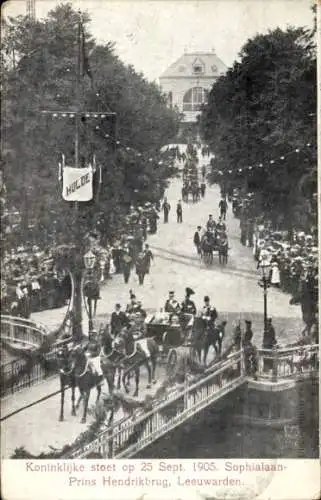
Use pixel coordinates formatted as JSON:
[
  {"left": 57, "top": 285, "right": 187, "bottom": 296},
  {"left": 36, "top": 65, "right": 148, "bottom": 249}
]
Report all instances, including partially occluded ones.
[
  {"left": 0, "top": 201, "right": 161, "bottom": 319},
  {"left": 230, "top": 190, "right": 318, "bottom": 317}
]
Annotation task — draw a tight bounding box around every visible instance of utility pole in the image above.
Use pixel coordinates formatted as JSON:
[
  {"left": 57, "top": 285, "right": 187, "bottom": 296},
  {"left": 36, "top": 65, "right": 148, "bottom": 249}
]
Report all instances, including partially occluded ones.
[
  {"left": 26, "top": 0, "right": 36, "bottom": 20},
  {"left": 41, "top": 12, "right": 116, "bottom": 342}
]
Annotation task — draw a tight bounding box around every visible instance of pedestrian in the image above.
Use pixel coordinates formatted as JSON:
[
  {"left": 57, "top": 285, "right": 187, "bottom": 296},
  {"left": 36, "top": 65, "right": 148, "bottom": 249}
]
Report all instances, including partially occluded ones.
[
  {"left": 233, "top": 321, "right": 242, "bottom": 350},
  {"left": 270, "top": 261, "right": 281, "bottom": 287},
  {"left": 244, "top": 320, "right": 253, "bottom": 343},
  {"left": 176, "top": 200, "right": 183, "bottom": 223},
  {"left": 121, "top": 243, "right": 132, "bottom": 284},
  {"left": 219, "top": 197, "right": 228, "bottom": 220},
  {"left": 201, "top": 182, "right": 206, "bottom": 198},
  {"left": 135, "top": 251, "right": 147, "bottom": 285},
  {"left": 162, "top": 198, "right": 171, "bottom": 223},
  {"left": 193, "top": 226, "right": 202, "bottom": 255},
  {"left": 143, "top": 244, "right": 154, "bottom": 274},
  {"left": 263, "top": 317, "right": 277, "bottom": 371}
]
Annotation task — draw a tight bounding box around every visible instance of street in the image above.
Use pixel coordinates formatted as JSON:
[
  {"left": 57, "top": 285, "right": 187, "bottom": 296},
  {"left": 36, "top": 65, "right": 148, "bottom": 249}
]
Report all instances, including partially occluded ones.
[{"left": 1, "top": 173, "right": 303, "bottom": 458}]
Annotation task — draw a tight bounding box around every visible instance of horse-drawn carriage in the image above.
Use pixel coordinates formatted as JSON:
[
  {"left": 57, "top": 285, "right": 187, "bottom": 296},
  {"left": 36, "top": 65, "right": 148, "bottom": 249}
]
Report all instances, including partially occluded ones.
[
  {"left": 200, "top": 230, "right": 229, "bottom": 266},
  {"left": 144, "top": 311, "right": 194, "bottom": 357}
]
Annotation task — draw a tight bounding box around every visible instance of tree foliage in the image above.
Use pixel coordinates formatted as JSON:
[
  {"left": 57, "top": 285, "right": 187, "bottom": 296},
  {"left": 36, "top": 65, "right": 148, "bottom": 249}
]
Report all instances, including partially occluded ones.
[
  {"left": 200, "top": 26, "right": 316, "bottom": 229},
  {"left": 2, "top": 3, "right": 179, "bottom": 245}
]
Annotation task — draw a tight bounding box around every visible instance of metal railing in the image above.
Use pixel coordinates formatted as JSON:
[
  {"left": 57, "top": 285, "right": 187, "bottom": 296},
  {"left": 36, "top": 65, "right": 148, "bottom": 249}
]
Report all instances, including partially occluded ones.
[
  {"left": 256, "top": 344, "right": 319, "bottom": 381},
  {"left": 67, "top": 350, "right": 245, "bottom": 458},
  {"left": 1, "top": 315, "right": 49, "bottom": 348},
  {"left": 65, "top": 344, "right": 319, "bottom": 459},
  {"left": 1, "top": 315, "right": 68, "bottom": 397}
]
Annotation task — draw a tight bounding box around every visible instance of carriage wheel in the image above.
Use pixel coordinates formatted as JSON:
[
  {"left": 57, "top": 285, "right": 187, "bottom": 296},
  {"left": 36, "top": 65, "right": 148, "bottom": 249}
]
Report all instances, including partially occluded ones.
[{"left": 167, "top": 348, "right": 178, "bottom": 378}]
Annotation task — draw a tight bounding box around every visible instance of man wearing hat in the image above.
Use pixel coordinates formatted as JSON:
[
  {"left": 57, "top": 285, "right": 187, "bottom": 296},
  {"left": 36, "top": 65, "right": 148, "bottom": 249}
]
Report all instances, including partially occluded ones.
[
  {"left": 126, "top": 292, "right": 139, "bottom": 314},
  {"left": 181, "top": 287, "right": 197, "bottom": 315},
  {"left": 110, "top": 303, "right": 129, "bottom": 337},
  {"left": 206, "top": 215, "right": 216, "bottom": 232},
  {"left": 164, "top": 291, "right": 181, "bottom": 314},
  {"left": 193, "top": 226, "right": 202, "bottom": 255},
  {"left": 201, "top": 296, "right": 218, "bottom": 328}
]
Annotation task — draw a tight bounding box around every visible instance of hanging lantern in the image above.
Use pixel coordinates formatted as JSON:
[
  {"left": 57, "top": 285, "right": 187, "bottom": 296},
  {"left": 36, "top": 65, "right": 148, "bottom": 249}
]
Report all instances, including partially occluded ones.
[
  {"left": 270, "top": 160, "right": 274, "bottom": 164},
  {"left": 295, "top": 149, "right": 300, "bottom": 153},
  {"left": 280, "top": 156, "right": 285, "bottom": 160}
]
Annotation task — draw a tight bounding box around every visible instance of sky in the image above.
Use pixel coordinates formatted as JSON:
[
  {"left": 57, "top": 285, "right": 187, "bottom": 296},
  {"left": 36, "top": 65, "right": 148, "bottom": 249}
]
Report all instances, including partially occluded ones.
[{"left": 3, "top": 0, "right": 314, "bottom": 82}]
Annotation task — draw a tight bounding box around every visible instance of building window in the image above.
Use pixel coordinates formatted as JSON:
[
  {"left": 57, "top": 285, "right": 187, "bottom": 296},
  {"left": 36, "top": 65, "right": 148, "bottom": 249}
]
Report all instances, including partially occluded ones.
[
  {"left": 192, "top": 58, "right": 205, "bottom": 75},
  {"left": 183, "top": 87, "right": 208, "bottom": 112}
]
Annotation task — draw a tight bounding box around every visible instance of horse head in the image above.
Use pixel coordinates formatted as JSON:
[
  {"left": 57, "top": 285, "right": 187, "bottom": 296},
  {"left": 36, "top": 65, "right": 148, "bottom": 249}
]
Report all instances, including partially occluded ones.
[{"left": 57, "top": 343, "right": 74, "bottom": 375}]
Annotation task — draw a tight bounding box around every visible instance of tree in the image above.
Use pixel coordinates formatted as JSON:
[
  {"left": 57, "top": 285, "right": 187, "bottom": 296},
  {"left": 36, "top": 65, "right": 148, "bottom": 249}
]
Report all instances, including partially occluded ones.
[
  {"left": 200, "top": 26, "right": 316, "bottom": 229},
  {"left": 1, "top": 3, "right": 180, "bottom": 246}
]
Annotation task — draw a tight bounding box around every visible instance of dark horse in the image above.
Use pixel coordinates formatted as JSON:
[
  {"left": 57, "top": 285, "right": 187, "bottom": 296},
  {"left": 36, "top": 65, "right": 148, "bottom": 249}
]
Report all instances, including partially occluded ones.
[
  {"left": 115, "top": 329, "right": 159, "bottom": 397},
  {"left": 99, "top": 326, "right": 125, "bottom": 394},
  {"left": 57, "top": 343, "right": 77, "bottom": 422},
  {"left": 67, "top": 345, "right": 103, "bottom": 423},
  {"left": 190, "top": 317, "right": 227, "bottom": 365}
]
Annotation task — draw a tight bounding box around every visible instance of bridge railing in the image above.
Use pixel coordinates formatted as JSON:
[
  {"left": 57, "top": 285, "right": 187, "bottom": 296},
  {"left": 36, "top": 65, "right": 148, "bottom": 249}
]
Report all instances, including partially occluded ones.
[
  {"left": 1, "top": 315, "right": 49, "bottom": 348},
  {"left": 67, "top": 350, "right": 245, "bottom": 459},
  {"left": 1, "top": 315, "right": 68, "bottom": 397},
  {"left": 256, "top": 344, "right": 319, "bottom": 381}
]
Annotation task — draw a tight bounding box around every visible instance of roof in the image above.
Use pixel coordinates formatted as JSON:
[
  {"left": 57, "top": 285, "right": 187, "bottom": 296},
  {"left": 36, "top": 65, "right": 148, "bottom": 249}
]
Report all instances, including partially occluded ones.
[{"left": 160, "top": 51, "right": 227, "bottom": 79}]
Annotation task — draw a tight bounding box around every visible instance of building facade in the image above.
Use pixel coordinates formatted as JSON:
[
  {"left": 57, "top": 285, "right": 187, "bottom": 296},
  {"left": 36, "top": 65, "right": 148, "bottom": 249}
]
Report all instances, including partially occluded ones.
[{"left": 159, "top": 50, "right": 227, "bottom": 138}]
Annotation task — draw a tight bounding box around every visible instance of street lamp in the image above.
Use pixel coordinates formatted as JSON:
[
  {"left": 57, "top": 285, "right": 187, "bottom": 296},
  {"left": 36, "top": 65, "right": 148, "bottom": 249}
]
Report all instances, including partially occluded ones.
[
  {"left": 84, "top": 250, "right": 96, "bottom": 332},
  {"left": 84, "top": 249, "right": 96, "bottom": 270},
  {"left": 258, "top": 250, "right": 271, "bottom": 339}
]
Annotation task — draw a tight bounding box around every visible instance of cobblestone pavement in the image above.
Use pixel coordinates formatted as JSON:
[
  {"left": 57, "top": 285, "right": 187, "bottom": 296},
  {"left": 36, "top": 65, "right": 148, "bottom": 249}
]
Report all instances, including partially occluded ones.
[{"left": 2, "top": 168, "right": 302, "bottom": 458}]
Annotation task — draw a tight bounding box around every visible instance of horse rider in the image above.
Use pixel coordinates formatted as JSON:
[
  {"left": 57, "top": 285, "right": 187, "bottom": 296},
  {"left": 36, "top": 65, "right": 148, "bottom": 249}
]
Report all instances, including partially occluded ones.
[
  {"left": 206, "top": 214, "right": 216, "bottom": 232},
  {"left": 216, "top": 216, "right": 226, "bottom": 233},
  {"left": 193, "top": 226, "right": 202, "bottom": 255},
  {"left": 110, "top": 303, "right": 129, "bottom": 337},
  {"left": 125, "top": 291, "right": 138, "bottom": 313},
  {"left": 143, "top": 244, "right": 154, "bottom": 273},
  {"left": 164, "top": 291, "right": 181, "bottom": 314},
  {"left": 219, "top": 197, "right": 228, "bottom": 220},
  {"left": 201, "top": 296, "right": 218, "bottom": 328},
  {"left": 181, "top": 287, "right": 197, "bottom": 315},
  {"left": 84, "top": 331, "right": 104, "bottom": 377}
]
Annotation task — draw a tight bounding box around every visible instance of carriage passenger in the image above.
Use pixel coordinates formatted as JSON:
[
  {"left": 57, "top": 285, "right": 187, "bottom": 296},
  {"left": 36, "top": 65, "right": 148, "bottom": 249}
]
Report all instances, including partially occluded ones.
[
  {"left": 206, "top": 215, "right": 216, "bottom": 232},
  {"left": 216, "top": 216, "right": 226, "bottom": 233},
  {"left": 181, "top": 287, "right": 196, "bottom": 315},
  {"left": 164, "top": 291, "right": 181, "bottom": 314},
  {"left": 110, "top": 303, "right": 129, "bottom": 337}
]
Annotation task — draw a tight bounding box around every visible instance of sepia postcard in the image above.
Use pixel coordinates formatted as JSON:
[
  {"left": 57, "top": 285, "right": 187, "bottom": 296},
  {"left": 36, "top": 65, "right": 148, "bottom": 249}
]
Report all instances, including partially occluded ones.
[{"left": 1, "top": 0, "right": 320, "bottom": 499}]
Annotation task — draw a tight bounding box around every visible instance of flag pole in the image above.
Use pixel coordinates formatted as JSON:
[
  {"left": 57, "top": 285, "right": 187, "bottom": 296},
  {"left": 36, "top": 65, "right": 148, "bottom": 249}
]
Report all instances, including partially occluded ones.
[{"left": 75, "top": 11, "right": 82, "bottom": 169}]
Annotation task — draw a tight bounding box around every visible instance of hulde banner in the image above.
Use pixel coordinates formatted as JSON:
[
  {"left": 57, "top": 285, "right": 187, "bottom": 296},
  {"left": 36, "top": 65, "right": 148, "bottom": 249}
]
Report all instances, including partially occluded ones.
[{"left": 62, "top": 166, "right": 93, "bottom": 201}]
